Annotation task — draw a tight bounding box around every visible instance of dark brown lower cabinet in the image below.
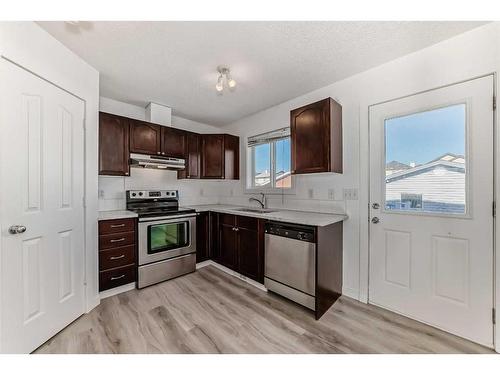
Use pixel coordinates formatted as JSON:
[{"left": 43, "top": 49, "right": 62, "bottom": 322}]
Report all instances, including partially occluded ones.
[
  {"left": 211, "top": 213, "right": 264, "bottom": 283},
  {"left": 218, "top": 219, "right": 238, "bottom": 270},
  {"left": 98, "top": 218, "right": 137, "bottom": 292},
  {"left": 237, "top": 224, "right": 264, "bottom": 282},
  {"left": 196, "top": 212, "right": 210, "bottom": 263}
]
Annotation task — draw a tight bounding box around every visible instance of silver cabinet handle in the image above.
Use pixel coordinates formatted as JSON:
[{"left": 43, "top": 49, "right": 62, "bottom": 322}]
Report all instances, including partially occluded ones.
[
  {"left": 109, "top": 254, "right": 125, "bottom": 260},
  {"left": 110, "top": 238, "right": 125, "bottom": 243},
  {"left": 8, "top": 225, "right": 26, "bottom": 234},
  {"left": 110, "top": 274, "right": 125, "bottom": 281},
  {"left": 371, "top": 217, "right": 380, "bottom": 224},
  {"left": 110, "top": 224, "right": 125, "bottom": 228}
]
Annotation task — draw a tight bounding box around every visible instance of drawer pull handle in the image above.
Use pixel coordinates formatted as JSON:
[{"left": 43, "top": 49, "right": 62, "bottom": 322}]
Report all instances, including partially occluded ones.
[
  {"left": 109, "top": 254, "right": 125, "bottom": 260},
  {"left": 110, "top": 274, "right": 126, "bottom": 281},
  {"left": 110, "top": 238, "right": 125, "bottom": 243},
  {"left": 110, "top": 224, "right": 126, "bottom": 228}
]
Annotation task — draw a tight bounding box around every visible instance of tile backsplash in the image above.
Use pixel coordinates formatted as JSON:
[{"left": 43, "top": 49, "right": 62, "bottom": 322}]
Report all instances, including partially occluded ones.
[
  {"left": 99, "top": 168, "right": 347, "bottom": 215},
  {"left": 98, "top": 168, "right": 237, "bottom": 211}
]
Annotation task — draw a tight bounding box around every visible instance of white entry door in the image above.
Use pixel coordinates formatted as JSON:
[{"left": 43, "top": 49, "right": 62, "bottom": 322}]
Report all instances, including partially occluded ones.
[
  {"left": 369, "top": 76, "right": 494, "bottom": 347},
  {"left": 0, "top": 59, "right": 85, "bottom": 353}
]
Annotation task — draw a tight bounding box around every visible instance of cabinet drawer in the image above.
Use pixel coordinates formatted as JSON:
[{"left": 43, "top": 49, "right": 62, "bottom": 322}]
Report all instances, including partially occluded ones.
[
  {"left": 237, "top": 215, "right": 258, "bottom": 231},
  {"left": 219, "top": 213, "right": 236, "bottom": 226},
  {"left": 99, "top": 218, "right": 135, "bottom": 235},
  {"left": 99, "top": 231, "right": 135, "bottom": 250},
  {"left": 99, "top": 245, "right": 135, "bottom": 270},
  {"left": 99, "top": 264, "right": 136, "bottom": 292}
]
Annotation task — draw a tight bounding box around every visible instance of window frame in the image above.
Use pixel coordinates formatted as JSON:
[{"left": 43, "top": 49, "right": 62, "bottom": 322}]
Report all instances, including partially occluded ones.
[
  {"left": 245, "top": 135, "right": 295, "bottom": 195},
  {"left": 382, "top": 101, "right": 470, "bottom": 218}
]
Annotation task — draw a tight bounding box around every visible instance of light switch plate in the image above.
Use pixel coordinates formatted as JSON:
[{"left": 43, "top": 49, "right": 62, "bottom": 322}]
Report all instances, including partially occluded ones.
[{"left": 343, "top": 188, "right": 359, "bottom": 200}]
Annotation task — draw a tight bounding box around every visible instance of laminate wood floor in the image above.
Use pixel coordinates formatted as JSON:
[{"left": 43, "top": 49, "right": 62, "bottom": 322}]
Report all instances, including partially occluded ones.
[{"left": 35, "top": 265, "right": 493, "bottom": 354}]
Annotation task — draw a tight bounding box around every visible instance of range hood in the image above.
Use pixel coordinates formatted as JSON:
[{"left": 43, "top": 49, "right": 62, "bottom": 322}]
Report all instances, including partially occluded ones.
[{"left": 130, "top": 153, "right": 185, "bottom": 170}]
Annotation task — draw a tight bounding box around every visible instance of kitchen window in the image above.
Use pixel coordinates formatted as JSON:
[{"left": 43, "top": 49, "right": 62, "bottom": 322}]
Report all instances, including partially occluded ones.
[{"left": 246, "top": 127, "right": 293, "bottom": 192}]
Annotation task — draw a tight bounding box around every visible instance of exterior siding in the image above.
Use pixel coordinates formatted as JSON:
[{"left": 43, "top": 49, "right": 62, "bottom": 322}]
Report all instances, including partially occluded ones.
[{"left": 386, "top": 166, "right": 465, "bottom": 213}]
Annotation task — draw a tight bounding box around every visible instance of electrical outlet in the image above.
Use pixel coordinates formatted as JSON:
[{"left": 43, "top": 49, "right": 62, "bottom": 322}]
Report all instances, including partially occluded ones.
[
  {"left": 328, "top": 189, "right": 335, "bottom": 200},
  {"left": 99, "top": 189, "right": 105, "bottom": 199},
  {"left": 351, "top": 188, "right": 358, "bottom": 200},
  {"left": 199, "top": 188, "right": 204, "bottom": 196},
  {"left": 308, "top": 188, "right": 314, "bottom": 199}
]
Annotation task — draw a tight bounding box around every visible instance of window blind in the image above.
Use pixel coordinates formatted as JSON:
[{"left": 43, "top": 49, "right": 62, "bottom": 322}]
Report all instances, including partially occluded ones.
[{"left": 247, "top": 127, "right": 290, "bottom": 147}]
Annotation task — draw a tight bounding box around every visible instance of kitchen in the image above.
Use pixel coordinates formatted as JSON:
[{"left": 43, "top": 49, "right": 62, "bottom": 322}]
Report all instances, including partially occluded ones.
[{"left": 1, "top": 10, "right": 500, "bottom": 372}]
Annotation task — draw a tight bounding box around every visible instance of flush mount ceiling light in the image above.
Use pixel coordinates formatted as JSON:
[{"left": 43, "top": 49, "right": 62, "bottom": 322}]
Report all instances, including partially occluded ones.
[{"left": 215, "top": 65, "right": 236, "bottom": 93}]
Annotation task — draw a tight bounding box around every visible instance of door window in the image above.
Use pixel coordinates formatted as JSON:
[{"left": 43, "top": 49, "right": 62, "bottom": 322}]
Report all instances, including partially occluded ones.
[
  {"left": 148, "top": 221, "right": 189, "bottom": 254},
  {"left": 384, "top": 104, "right": 467, "bottom": 214}
]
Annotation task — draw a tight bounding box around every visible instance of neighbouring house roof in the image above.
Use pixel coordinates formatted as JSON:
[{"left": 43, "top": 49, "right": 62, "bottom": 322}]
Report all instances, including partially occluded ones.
[
  {"left": 386, "top": 160, "right": 411, "bottom": 171},
  {"left": 386, "top": 153, "right": 465, "bottom": 183},
  {"left": 254, "top": 170, "right": 291, "bottom": 186}
]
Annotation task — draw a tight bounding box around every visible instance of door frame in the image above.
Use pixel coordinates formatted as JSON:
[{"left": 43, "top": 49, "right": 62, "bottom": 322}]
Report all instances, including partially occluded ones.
[
  {"left": 359, "top": 73, "right": 498, "bottom": 350},
  {"left": 0, "top": 56, "right": 94, "bottom": 352}
]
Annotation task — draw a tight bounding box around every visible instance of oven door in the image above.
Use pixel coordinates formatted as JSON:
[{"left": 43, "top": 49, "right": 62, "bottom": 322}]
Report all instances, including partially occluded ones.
[{"left": 138, "top": 214, "right": 196, "bottom": 265}]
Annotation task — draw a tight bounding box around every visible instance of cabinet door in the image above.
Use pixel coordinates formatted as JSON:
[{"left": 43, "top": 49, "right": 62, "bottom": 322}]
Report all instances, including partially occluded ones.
[
  {"left": 201, "top": 134, "right": 224, "bottom": 179},
  {"left": 161, "top": 127, "right": 186, "bottom": 158},
  {"left": 210, "top": 212, "right": 219, "bottom": 260},
  {"left": 237, "top": 227, "right": 262, "bottom": 282},
  {"left": 99, "top": 112, "right": 130, "bottom": 176},
  {"left": 129, "top": 119, "right": 162, "bottom": 155},
  {"left": 178, "top": 132, "right": 200, "bottom": 179},
  {"left": 196, "top": 211, "right": 210, "bottom": 263},
  {"left": 219, "top": 224, "right": 237, "bottom": 270},
  {"left": 223, "top": 134, "right": 239, "bottom": 180},
  {"left": 291, "top": 98, "right": 331, "bottom": 174}
]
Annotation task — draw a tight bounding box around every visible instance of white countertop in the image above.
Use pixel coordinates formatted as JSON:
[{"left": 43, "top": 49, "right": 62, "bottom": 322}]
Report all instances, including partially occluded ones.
[
  {"left": 184, "top": 204, "right": 347, "bottom": 227},
  {"left": 98, "top": 210, "right": 138, "bottom": 221}
]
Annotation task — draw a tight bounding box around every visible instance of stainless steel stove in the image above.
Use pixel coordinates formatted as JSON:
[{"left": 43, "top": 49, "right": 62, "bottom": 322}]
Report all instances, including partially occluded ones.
[{"left": 126, "top": 190, "right": 197, "bottom": 288}]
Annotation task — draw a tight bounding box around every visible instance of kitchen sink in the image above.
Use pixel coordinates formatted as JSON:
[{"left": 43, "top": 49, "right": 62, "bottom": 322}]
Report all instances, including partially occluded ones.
[{"left": 233, "top": 207, "right": 278, "bottom": 214}]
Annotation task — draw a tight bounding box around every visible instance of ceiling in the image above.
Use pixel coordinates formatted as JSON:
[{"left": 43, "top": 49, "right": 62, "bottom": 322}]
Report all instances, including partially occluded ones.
[{"left": 38, "top": 21, "right": 486, "bottom": 126}]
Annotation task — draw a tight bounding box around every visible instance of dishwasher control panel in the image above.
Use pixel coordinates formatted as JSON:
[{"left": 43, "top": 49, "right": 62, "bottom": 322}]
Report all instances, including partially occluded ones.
[{"left": 265, "top": 222, "right": 316, "bottom": 243}]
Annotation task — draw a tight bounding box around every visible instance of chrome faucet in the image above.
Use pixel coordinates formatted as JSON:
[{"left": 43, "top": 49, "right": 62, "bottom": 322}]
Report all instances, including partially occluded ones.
[{"left": 249, "top": 193, "right": 266, "bottom": 209}]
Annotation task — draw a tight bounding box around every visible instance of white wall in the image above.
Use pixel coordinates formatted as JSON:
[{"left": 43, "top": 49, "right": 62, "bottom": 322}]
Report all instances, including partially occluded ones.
[
  {"left": 0, "top": 22, "right": 100, "bottom": 314},
  {"left": 223, "top": 22, "right": 500, "bottom": 326},
  {"left": 98, "top": 97, "right": 234, "bottom": 210}
]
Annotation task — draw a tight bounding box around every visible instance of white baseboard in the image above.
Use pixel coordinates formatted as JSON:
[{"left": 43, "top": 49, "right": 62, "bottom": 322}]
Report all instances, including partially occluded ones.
[
  {"left": 342, "top": 286, "right": 360, "bottom": 301},
  {"left": 99, "top": 282, "right": 136, "bottom": 300},
  {"left": 197, "top": 260, "right": 267, "bottom": 292}
]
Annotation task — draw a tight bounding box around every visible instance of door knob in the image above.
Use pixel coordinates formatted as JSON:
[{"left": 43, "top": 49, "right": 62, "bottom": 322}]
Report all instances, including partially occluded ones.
[
  {"left": 371, "top": 217, "right": 380, "bottom": 224},
  {"left": 372, "top": 203, "right": 380, "bottom": 209},
  {"left": 9, "top": 225, "right": 27, "bottom": 234}
]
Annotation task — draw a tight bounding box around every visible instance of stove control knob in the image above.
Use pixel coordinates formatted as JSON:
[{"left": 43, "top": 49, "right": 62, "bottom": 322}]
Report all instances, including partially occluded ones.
[
  {"left": 138, "top": 192, "right": 143, "bottom": 196},
  {"left": 131, "top": 192, "right": 136, "bottom": 197}
]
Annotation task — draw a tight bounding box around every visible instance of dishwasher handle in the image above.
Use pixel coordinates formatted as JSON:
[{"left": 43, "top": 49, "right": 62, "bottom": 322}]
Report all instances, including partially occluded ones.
[{"left": 264, "top": 221, "right": 316, "bottom": 243}]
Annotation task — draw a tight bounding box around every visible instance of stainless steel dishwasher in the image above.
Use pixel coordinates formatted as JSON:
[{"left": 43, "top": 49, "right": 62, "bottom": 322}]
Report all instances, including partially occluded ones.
[{"left": 264, "top": 221, "right": 316, "bottom": 310}]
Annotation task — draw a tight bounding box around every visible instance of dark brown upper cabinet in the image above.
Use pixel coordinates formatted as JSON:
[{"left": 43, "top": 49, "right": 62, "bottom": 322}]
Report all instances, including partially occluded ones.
[
  {"left": 161, "top": 126, "right": 186, "bottom": 158},
  {"left": 129, "top": 119, "right": 162, "bottom": 155},
  {"left": 99, "top": 112, "right": 239, "bottom": 179},
  {"left": 178, "top": 132, "right": 200, "bottom": 179},
  {"left": 290, "top": 98, "right": 342, "bottom": 175},
  {"left": 223, "top": 134, "right": 239, "bottom": 180},
  {"left": 99, "top": 112, "right": 130, "bottom": 176},
  {"left": 201, "top": 134, "right": 239, "bottom": 179}
]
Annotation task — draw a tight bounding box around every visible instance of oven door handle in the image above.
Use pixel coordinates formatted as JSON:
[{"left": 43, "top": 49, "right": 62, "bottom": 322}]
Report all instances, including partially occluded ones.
[{"left": 138, "top": 213, "right": 197, "bottom": 223}]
